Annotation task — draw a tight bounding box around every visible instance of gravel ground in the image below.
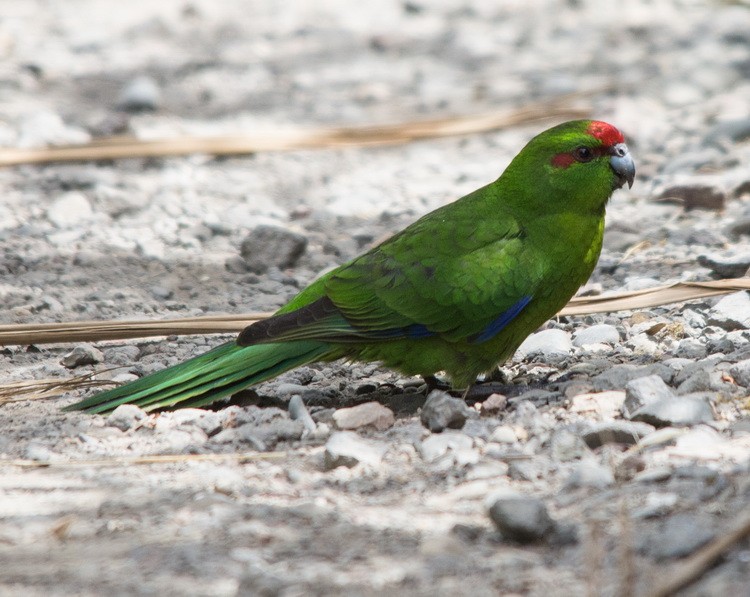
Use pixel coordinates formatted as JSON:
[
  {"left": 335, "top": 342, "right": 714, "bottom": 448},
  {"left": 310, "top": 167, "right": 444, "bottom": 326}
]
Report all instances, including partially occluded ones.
[{"left": 1, "top": 1, "right": 750, "bottom": 595}]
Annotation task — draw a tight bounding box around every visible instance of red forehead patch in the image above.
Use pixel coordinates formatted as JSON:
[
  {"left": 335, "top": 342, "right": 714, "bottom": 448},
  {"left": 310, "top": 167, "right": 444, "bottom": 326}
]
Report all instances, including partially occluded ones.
[{"left": 586, "top": 121, "right": 624, "bottom": 146}]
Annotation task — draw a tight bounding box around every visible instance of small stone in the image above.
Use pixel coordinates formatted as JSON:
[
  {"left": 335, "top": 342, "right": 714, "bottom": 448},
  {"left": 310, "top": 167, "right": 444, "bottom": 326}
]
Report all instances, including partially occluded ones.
[
  {"left": 239, "top": 225, "right": 308, "bottom": 273},
  {"left": 645, "top": 514, "right": 715, "bottom": 560},
  {"left": 570, "top": 391, "right": 626, "bottom": 420},
  {"left": 420, "top": 390, "right": 473, "bottom": 432},
  {"left": 582, "top": 420, "right": 655, "bottom": 448},
  {"left": 324, "top": 431, "right": 387, "bottom": 469},
  {"left": 488, "top": 495, "right": 555, "bottom": 543},
  {"left": 632, "top": 492, "right": 679, "bottom": 519},
  {"left": 490, "top": 425, "right": 517, "bottom": 444},
  {"left": 697, "top": 253, "right": 750, "bottom": 278},
  {"left": 674, "top": 338, "right": 707, "bottom": 359},
  {"left": 106, "top": 404, "right": 147, "bottom": 431},
  {"left": 707, "top": 292, "right": 750, "bottom": 330},
  {"left": 480, "top": 393, "right": 507, "bottom": 414},
  {"left": 592, "top": 363, "right": 673, "bottom": 391},
  {"left": 729, "top": 359, "right": 750, "bottom": 387},
  {"left": 288, "top": 395, "right": 316, "bottom": 432},
  {"left": 23, "top": 442, "right": 55, "bottom": 462},
  {"left": 572, "top": 324, "right": 620, "bottom": 347},
  {"left": 550, "top": 429, "right": 590, "bottom": 461},
  {"left": 630, "top": 396, "right": 715, "bottom": 427},
  {"left": 333, "top": 401, "right": 395, "bottom": 431},
  {"left": 623, "top": 375, "right": 675, "bottom": 419},
  {"left": 61, "top": 345, "right": 104, "bottom": 368},
  {"left": 118, "top": 75, "right": 161, "bottom": 112},
  {"left": 515, "top": 328, "right": 572, "bottom": 360},
  {"left": 656, "top": 183, "right": 726, "bottom": 210},
  {"left": 419, "top": 431, "right": 474, "bottom": 463},
  {"left": 565, "top": 461, "right": 614, "bottom": 489},
  {"left": 634, "top": 466, "right": 673, "bottom": 484},
  {"left": 47, "top": 191, "right": 94, "bottom": 228}
]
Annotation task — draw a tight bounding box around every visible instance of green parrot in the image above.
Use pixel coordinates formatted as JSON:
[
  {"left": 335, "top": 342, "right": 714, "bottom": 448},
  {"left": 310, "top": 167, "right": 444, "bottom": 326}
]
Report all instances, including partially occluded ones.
[{"left": 66, "top": 119, "right": 634, "bottom": 414}]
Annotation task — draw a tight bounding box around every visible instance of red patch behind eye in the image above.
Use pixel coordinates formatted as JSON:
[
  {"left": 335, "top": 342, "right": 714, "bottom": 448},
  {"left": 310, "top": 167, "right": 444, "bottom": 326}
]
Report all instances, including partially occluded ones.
[
  {"left": 587, "top": 121, "right": 624, "bottom": 146},
  {"left": 551, "top": 153, "right": 575, "bottom": 168}
]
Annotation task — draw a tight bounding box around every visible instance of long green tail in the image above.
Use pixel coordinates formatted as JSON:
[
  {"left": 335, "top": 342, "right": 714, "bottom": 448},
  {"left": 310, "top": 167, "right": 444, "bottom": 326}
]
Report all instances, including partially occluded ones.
[{"left": 64, "top": 340, "right": 334, "bottom": 414}]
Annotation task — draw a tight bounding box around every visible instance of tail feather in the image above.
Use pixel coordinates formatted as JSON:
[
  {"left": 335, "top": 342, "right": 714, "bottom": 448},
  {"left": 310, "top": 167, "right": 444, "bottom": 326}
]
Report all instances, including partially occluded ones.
[{"left": 64, "top": 340, "right": 333, "bottom": 414}]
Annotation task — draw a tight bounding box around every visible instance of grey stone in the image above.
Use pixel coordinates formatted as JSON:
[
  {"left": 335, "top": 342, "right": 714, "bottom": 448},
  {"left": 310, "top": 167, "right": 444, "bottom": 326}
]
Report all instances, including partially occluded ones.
[
  {"left": 118, "top": 75, "right": 161, "bottom": 112},
  {"left": 324, "top": 431, "right": 387, "bottom": 469},
  {"left": 729, "top": 359, "right": 750, "bottom": 387},
  {"left": 677, "top": 369, "right": 734, "bottom": 395},
  {"left": 106, "top": 404, "right": 147, "bottom": 431},
  {"left": 288, "top": 395, "right": 316, "bottom": 432},
  {"left": 572, "top": 324, "right": 620, "bottom": 347},
  {"left": 61, "top": 344, "right": 104, "bottom": 368},
  {"left": 550, "top": 429, "right": 590, "bottom": 461},
  {"left": 508, "top": 388, "right": 559, "bottom": 408},
  {"left": 240, "top": 225, "right": 308, "bottom": 273},
  {"left": 644, "top": 514, "right": 715, "bottom": 560},
  {"left": 420, "top": 390, "right": 473, "bottom": 432},
  {"left": 582, "top": 420, "right": 656, "bottom": 448},
  {"left": 697, "top": 253, "right": 750, "bottom": 278},
  {"left": 488, "top": 495, "right": 555, "bottom": 543},
  {"left": 707, "top": 291, "right": 750, "bottom": 330},
  {"left": 565, "top": 461, "right": 614, "bottom": 489},
  {"left": 515, "top": 328, "right": 572, "bottom": 360},
  {"left": 592, "top": 363, "right": 673, "bottom": 391},
  {"left": 674, "top": 338, "right": 707, "bottom": 359},
  {"left": 623, "top": 375, "right": 675, "bottom": 419},
  {"left": 704, "top": 117, "right": 750, "bottom": 144},
  {"left": 630, "top": 396, "right": 715, "bottom": 427},
  {"left": 632, "top": 492, "right": 679, "bottom": 519},
  {"left": 333, "top": 401, "right": 395, "bottom": 431}
]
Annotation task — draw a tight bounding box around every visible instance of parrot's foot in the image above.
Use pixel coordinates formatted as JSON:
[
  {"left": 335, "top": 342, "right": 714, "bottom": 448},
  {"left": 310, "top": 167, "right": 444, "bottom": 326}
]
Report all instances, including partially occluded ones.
[
  {"left": 461, "top": 382, "right": 516, "bottom": 402},
  {"left": 422, "top": 374, "right": 451, "bottom": 393}
]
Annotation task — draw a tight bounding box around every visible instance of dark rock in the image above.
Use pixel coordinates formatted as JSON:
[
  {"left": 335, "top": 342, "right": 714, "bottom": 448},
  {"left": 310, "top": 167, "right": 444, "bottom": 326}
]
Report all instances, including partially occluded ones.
[
  {"left": 488, "top": 495, "right": 555, "bottom": 543},
  {"left": 240, "top": 225, "right": 308, "bottom": 273},
  {"left": 697, "top": 253, "right": 750, "bottom": 278},
  {"left": 582, "top": 420, "right": 656, "bottom": 448},
  {"left": 420, "top": 390, "right": 473, "bottom": 432},
  {"left": 656, "top": 183, "right": 726, "bottom": 210}
]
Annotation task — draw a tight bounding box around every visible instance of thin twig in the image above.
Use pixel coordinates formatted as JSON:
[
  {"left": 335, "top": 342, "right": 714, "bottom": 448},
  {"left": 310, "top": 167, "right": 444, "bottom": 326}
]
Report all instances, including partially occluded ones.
[
  {"left": 647, "top": 512, "right": 750, "bottom": 597},
  {"left": 1, "top": 450, "right": 289, "bottom": 468},
  {"left": 0, "top": 98, "right": 588, "bottom": 167},
  {"left": 0, "top": 279, "right": 746, "bottom": 346}
]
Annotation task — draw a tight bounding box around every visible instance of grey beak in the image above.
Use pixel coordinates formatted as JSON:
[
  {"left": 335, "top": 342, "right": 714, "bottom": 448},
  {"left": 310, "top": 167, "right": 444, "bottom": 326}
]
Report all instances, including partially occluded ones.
[{"left": 609, "top": 143, "right": 635, "bottom": 189}]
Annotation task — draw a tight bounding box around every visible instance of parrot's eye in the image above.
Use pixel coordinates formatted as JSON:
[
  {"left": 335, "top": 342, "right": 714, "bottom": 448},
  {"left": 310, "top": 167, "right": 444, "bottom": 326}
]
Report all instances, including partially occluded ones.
[{"left": 573, "top": 147, "right": 594, "bottom": 162}]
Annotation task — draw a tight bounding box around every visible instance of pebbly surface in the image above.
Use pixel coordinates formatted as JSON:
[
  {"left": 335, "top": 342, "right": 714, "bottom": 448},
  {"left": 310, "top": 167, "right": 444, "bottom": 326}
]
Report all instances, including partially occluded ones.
[{"left": 1, "top": 1, "right": 750, "bottom": 595}]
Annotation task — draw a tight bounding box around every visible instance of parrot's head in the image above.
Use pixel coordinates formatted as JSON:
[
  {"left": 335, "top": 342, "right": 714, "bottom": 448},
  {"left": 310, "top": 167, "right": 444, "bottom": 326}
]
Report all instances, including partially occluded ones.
[{"left": 506, "top": 119, "right": 635, "bottom": 216}]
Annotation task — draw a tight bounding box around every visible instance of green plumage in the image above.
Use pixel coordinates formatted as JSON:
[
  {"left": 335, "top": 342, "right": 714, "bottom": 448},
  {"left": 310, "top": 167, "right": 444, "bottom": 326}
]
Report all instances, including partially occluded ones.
[{"left": 66, "top": 119, "right": 634, "bottom": 414}]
